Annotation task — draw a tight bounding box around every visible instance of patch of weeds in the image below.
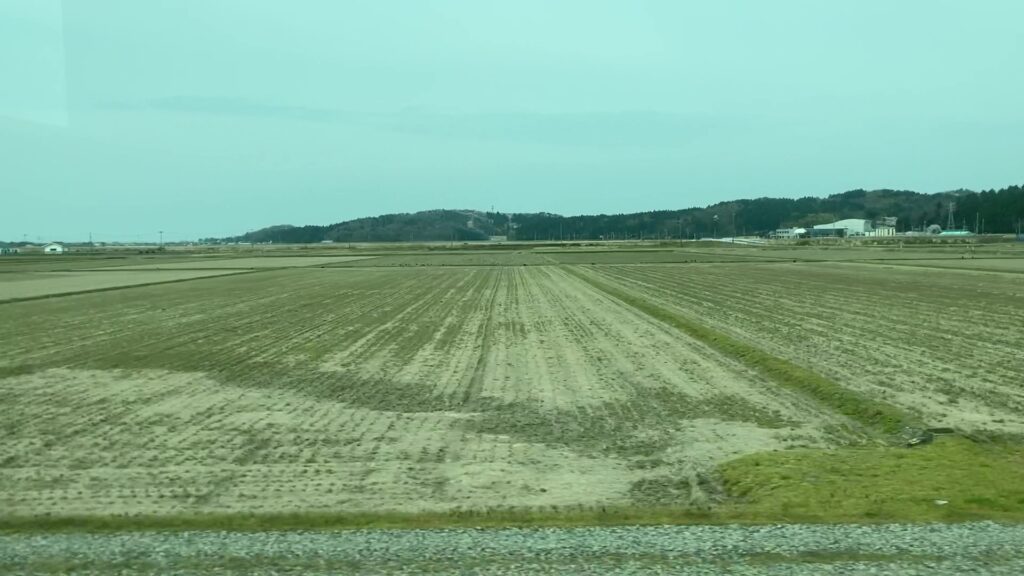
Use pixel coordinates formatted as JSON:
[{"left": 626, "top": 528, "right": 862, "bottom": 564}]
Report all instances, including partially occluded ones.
[
  {"left": 230, "top": 433, "right": 276, "bottom": 465},
  {"left": 629, "top": 476, "right": 693, "bottom": 504},
  {"left": 629, "top": 472, "right": 722, "bottom": 506},
  {"left": 628, "top": 457, "right": 669, "bottom": 470},
  {"left": 467, "top": 387, "right": 799, "bottom": 460},
  {"left": 233, "top": 365, "right": 469, "bottom": 413},
  {"left": 0, "top": 364, "right": 41, "bottom": 379},
  {"left": 466, "top": 400, "right": 641, "bottom": 457}
]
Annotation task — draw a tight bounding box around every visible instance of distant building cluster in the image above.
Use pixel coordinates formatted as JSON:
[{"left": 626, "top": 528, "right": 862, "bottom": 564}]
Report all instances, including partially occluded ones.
[
  {"left": 0, "top": 242, "right": 68, "bottom": 256},
  {"left": 771, "top": 218, "right": 898, "bottom": 239}
]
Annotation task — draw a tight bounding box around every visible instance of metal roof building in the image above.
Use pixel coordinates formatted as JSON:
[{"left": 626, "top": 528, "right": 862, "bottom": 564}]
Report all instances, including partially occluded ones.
[{"left": 813, "top": 219, "right": 873, "bottom": 236}]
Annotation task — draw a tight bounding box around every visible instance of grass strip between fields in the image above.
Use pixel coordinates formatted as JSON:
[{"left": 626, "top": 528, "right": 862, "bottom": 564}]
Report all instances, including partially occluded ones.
[{"left": 562, "top": 265, "right": 913, "bottom": 436}]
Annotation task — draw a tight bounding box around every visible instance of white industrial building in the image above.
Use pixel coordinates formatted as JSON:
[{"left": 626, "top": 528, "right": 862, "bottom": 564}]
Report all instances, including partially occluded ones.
[
  {"left": 43, "top": 243, "right": 65, "bottom": 254},
  {"left": 813, "top": 219, "right": 873, "bottom": 236}
]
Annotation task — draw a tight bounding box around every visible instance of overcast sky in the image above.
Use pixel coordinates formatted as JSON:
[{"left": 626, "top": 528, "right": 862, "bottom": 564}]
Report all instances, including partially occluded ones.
[{"left": 2, "top": 0, "right": 1022, "bottom": 241}]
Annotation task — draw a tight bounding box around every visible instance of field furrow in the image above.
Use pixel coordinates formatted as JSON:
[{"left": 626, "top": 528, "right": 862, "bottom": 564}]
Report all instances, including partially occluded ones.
[{"left": 591, "top": 263, "right": 1024, "bottom": 433}]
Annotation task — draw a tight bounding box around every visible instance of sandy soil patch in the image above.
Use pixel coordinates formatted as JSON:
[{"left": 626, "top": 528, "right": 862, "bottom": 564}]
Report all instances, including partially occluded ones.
[{"left": 1, "top": 369, "right": 643, "bottom": 517}]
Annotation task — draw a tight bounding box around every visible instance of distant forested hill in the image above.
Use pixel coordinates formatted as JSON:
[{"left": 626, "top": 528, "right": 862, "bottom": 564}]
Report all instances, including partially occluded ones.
[
  {"left": 218, "top": 185, "right": 1024, "bottom": 243},
  {"left": 225, "top": 210, "right": 503, "bottom": 244}
]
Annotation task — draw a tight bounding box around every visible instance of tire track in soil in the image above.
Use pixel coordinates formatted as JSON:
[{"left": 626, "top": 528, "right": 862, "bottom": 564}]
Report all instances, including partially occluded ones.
[{"left": 459, "top": 268, "right": 505, "bottom": 407}]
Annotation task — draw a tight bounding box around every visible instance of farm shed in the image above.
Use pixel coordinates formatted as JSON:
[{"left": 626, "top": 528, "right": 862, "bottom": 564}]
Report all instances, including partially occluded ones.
[{"left": 43, "top": 243, "right": 66, "bottom": 254}]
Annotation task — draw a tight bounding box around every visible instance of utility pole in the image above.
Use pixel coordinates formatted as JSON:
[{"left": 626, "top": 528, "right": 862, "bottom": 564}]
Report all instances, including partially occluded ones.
[
  {"left": 678, "top": 217, "right": 683, "bottom": 245},
  {"left": 159, "top": 230, "right": 164, "bottom": 247}
]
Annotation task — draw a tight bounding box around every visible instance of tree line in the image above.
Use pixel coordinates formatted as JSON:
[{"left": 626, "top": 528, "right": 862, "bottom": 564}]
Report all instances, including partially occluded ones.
[{"left": 217, "top": 184, "right": 1024, "bottom": 244}]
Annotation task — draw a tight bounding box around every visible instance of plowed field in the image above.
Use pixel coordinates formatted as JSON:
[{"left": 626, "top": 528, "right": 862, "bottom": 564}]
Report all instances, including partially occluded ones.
[
  {"left": 1, "top": 250, "right": 1021, "bottom": 524},
  {"left": 589, "top": 262, "right": 1024, "bottom": 433}
]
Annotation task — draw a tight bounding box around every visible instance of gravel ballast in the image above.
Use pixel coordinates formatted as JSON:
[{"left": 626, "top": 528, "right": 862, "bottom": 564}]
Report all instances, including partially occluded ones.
[{"left": 3, "top": 522, "right": 1024, "bottom": 575}]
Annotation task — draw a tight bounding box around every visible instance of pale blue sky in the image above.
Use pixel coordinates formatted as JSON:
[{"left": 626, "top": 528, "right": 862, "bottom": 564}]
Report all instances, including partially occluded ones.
[{"left": 2, "top": 0, "right": 1022, "bottom": 241}]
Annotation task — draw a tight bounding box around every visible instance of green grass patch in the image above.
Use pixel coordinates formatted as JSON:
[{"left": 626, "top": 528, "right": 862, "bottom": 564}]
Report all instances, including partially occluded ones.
[
  {"left": 719, "top": 436, "right": 1024, "bottom": 522},
  {"left": 0, "top": 507, "right": 726, "bottom": 534},
  {"left": 565, "top": 266, "right": 914, "bottom": 435}
]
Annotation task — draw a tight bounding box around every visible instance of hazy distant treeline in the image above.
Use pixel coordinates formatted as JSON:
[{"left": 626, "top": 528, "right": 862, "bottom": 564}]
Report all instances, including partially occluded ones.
[{"left": 220, "top": 184, "right": 1024, "bottom": 244}]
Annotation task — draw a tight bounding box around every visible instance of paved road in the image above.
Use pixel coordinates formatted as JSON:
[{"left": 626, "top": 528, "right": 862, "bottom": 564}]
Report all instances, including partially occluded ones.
[{"left": 3, "top": 522, "right": 1023, "bottom": 575}]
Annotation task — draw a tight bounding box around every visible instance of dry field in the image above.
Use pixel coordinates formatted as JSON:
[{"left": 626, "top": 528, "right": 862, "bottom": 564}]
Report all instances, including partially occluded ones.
[
  {"left": 589, "top": 262, "right": 1024, "bottom": 434},
  {"left": 871, "top": 258, "right": 1024, "bottom": 274},
  {"left": 0, "top": 266, "right": 843, "bottom": 517},
  {"left": 107, "top": 255, "right": 376, "bottom": 269},
  {"left": 542, "top": 249, "right": 778, "bottom": 265},
  {"left": 0, "top": 270, "right": 245, "bottom": 302},
  {"left": 326, "top": 251, "right": 550, "bottom": 267},
  {"left": 1, "top": 247, "right": 1022, "bottom": 524}
]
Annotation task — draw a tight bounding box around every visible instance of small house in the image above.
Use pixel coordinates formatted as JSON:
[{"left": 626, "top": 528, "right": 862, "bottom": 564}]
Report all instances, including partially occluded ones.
[{"left": 43, "top": 243, "right": 65, "bottom": 254}]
